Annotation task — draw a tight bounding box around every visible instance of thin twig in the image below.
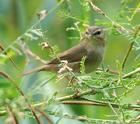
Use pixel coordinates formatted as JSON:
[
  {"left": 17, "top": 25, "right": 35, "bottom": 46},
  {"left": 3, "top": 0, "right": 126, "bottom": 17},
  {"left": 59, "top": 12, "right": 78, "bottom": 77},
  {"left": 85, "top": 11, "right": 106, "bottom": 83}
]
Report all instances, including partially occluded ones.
[
  {"left": 18, "top": 40, "right": 46, "bottom": 64},
  {"left": 123, "top": 67, "right": 140, "bottom": 78},
  {"left": 61, "top": 100, "right": 140, "bottom": 111},
  {"left": 97, "top": 68, "right": 119, "bottom": 75},
  {"left": 0, "top": 71, "right": 41, "bottom": 124},
  {"left": 122, "top": 25, "right": 140, "bottom": 69},
  {"left": 101, "top": 67, "right": 140, "bottom": 87},
  {"left": 121, "top": 42, "right": 134, "bottom": 69},
  {"left": 6, "top": 105, "right": 19, "bottom": 124},
  {"left": 0, "top": 42, "right": 21, "bottom": 71},
  {"left": 0, "top": 0, "right": 65, "bottom": 55},
  {"left": 36, "top": 109, "right": 54, "bottom": 124},
  {"left": 87, "top": 0, "right": 129, "bottom": 34},
  {"left": 46, "top": 110, "right": 119, "bottom": 123},
  {"left": 56, "top": 88, "right": 99, "bottom": 101}
]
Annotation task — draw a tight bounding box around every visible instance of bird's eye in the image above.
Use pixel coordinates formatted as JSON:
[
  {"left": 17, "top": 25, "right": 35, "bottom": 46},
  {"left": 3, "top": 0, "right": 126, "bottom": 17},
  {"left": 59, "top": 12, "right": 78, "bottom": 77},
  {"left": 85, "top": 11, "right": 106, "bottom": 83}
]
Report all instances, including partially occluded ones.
[{"left": 94, "top": 31, "right": 101, "bottom": 35}]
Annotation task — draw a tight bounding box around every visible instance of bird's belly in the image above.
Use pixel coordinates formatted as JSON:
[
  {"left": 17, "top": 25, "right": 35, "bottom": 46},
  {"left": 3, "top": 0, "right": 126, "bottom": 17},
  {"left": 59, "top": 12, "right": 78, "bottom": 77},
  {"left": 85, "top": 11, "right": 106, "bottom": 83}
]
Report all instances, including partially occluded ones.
[
  {"left": 85, "top": 60, "right": 100, "bottom": 73},
  {"left": 85, "top": 48, "right": 104, "bottom": 73}
]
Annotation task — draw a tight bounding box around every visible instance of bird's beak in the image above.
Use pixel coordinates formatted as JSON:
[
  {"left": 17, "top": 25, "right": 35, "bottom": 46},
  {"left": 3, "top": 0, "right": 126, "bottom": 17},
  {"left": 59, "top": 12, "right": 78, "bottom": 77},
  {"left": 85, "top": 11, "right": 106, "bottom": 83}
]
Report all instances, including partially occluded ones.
[{"left": 85, "top": 31, "right": 92, "bottom": 38}]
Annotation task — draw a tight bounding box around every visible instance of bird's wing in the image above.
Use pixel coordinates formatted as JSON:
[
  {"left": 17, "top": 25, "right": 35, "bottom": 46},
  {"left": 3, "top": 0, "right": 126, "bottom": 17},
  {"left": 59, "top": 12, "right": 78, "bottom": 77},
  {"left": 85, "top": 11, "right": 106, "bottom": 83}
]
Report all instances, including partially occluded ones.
[{"left": 47, "top": 41, "right": 88, "bottom": 64}]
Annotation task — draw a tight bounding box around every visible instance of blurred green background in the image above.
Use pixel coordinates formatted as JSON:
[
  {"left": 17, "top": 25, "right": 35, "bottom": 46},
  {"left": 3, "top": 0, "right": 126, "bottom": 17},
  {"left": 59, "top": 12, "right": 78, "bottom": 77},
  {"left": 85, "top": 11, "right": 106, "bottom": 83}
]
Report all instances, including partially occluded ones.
[{"left": 0, "top": 0, "right": 140, "bottom": 124}]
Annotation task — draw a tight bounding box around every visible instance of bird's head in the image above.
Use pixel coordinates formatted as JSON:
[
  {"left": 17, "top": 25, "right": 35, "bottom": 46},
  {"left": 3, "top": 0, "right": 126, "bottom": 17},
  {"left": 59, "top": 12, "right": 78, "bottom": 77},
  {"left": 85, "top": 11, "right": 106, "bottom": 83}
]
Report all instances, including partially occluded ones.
[{"left": 84, "top": 26, "right": 105, "bottom": 46}]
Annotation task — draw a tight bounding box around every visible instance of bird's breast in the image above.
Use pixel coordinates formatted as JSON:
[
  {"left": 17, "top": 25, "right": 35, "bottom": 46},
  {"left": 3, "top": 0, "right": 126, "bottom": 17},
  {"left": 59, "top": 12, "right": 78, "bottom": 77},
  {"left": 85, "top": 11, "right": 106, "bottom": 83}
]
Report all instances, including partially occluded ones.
[{"left": 85, "top": 45, "right": 104, "bottom": 73}]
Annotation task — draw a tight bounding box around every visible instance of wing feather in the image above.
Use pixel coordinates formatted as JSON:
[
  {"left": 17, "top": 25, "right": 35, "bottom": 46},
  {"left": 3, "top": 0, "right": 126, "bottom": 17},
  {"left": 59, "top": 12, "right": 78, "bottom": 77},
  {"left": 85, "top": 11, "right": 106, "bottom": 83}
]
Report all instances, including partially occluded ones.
[{"left": 47, "top": 41, "right": 88, "bottom": 64}]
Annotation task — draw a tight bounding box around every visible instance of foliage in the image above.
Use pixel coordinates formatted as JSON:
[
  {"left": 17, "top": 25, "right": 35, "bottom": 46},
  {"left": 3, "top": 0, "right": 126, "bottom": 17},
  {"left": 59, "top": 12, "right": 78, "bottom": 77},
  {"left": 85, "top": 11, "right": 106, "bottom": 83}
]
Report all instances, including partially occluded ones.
[{"left": 0, "top": 0, "right": 140, "bottom": 124}]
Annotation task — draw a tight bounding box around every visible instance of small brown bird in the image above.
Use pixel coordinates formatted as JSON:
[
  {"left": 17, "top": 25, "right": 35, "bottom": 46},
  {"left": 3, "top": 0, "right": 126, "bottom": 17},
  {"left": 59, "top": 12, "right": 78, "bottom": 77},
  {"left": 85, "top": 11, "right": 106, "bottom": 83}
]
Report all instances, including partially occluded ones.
[{"left": 23, "top": 26, "right": 106, "bottom": 75}]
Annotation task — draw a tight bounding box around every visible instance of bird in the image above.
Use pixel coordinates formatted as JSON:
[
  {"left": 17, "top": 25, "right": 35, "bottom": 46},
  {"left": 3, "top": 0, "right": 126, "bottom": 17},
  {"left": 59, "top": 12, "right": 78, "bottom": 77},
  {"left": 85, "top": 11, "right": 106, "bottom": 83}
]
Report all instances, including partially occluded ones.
[{"left": 23, "top": 26, "right": 106, "bottom": 75}]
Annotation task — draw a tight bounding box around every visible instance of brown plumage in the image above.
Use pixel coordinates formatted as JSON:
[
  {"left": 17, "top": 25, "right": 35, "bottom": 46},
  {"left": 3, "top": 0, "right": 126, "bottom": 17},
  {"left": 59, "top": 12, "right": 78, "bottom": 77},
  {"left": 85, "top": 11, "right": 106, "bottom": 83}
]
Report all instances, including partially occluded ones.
[{"left": 23, "top": 26, "right": 106, "bottom": 75}]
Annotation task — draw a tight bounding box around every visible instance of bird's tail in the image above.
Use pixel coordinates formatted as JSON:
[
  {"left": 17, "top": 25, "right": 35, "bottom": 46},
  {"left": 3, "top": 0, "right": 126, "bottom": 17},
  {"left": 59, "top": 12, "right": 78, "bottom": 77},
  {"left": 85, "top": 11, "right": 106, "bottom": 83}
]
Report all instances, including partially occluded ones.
[{"left": 23, "top": 64, "right": 56, "bottom": 76}]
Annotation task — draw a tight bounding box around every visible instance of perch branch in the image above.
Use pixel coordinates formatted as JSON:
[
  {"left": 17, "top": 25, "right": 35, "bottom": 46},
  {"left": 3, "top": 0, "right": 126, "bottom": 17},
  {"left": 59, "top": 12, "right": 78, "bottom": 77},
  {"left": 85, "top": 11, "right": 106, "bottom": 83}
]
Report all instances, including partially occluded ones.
[
  {"left": 57, "top": 88, "right": 99, "bottom": 101},
  {"left": 61, "top": 100, "right": 140, "bottom": 111}
]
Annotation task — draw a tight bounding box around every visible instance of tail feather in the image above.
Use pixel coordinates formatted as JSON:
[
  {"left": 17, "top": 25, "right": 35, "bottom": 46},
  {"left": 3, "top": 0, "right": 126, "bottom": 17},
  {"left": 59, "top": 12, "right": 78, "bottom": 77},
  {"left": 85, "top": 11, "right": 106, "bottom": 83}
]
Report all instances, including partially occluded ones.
[{"left": 23, "top": 64, "right": 58, "bottom": 76}]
